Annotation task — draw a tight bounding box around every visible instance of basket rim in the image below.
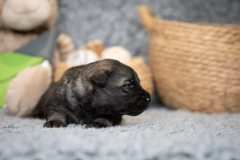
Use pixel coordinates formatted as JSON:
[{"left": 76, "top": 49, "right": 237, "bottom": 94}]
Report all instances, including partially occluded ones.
[{"left": 139, "top": 4, "right": 240, "bottom": 32}]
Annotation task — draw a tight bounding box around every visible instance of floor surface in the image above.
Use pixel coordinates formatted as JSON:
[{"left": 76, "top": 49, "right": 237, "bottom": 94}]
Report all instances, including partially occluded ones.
[{"left": 0, "top": 106, "right": 239, "bottom": 160}]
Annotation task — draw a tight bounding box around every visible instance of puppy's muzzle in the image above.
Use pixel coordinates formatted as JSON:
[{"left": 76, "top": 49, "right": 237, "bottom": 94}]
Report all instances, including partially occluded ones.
[{"left": 127, "top": 91, "right": 151, "bottom": 116}]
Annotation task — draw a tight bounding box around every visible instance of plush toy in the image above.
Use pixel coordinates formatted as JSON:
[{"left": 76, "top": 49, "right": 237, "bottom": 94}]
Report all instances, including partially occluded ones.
[
  {"left": 6, "top": 60, "right": 52, "bottom": 117},
  {"left": 2, "top": 0, "right": 51, "bottom": 31},
  {"left": 81, "top": 39, "right": 104, "bottom": 57},
  {"left": 0, "top": 0, "right": 58, "bottom": 53},
  {"left": 0, "top": 0, "right": 58, "bottom": 112},
  {"left": 54, "top": 38, "right": 102, "bottom": 82},
  {"left": 54, "top": 49, "right": 100, "bottom": 82},
  {"left": 66, "top": 49, "right": 99, "bottom": 66},
  {"left": 1, "top": 0, "right": 57, "bottom": 31},
  {"left": 2, "top": 27, "right": 59, "bottom": 114},
  {"left": 101, "top": 46, "right": 132, "bottom": 63},
  {"left": 57, "top": 33, "right": 75, "bottom": 62}
]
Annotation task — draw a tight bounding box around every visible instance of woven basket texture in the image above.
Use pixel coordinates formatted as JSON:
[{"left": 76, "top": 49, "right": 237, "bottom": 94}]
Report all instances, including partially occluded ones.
[
  {"left": 139, "top": 5, "right": 240, "bottom": 113},
  {"left": 54, "top": 58, "right": 154, "bottom": 96}
]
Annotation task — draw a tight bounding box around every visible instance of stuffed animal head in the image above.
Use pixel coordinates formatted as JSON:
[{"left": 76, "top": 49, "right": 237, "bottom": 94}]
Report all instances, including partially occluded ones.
[{"left": 0, "top": 0, "right": 58, "bottom": 31}]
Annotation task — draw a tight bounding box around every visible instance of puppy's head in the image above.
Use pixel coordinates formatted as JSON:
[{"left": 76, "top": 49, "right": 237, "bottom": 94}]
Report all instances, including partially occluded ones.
[{"left": 76, "top": 59, "right": 151, "bottom": 116}]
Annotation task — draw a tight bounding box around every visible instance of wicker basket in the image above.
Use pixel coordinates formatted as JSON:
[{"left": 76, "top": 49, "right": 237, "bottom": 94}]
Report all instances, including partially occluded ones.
[
  {"left": 139, "top": 5, "right": 240, "bottom": 113},
  {"left": 54, "top": 58, "right": 154, "bottom": 96}
]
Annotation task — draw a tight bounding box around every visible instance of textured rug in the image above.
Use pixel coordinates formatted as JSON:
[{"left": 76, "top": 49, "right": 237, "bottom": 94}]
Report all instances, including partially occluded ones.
[{"left": 0, "top": 106, "right": 240, "bottom": 160}]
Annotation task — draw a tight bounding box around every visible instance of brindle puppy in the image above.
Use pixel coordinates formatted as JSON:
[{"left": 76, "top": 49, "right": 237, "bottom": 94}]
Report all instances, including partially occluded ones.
[{"left": 35, "top": 59, "right": 151, "bottom": 128}]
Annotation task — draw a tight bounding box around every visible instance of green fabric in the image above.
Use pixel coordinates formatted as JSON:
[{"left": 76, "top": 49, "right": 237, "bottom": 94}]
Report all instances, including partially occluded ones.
[{"left": 0, "top": 52, "right": 44, "bottom": 107}]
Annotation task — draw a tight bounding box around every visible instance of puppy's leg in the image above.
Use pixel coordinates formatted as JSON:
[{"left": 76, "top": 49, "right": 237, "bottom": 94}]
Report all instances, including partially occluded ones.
[
  {"left": 43, "top": 110, "right": 67, "bottom": 128},
  {"left": 86, "top": 115, "right": 122, "bottom": 128}
]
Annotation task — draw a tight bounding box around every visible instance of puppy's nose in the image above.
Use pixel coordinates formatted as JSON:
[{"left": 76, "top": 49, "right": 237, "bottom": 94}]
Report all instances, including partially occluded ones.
[
  {"left": 146, "top": 97, "right": 150, "bottom": 102},
  {"left": 142, "top": 95, "right": 151, "bottom": 103}
]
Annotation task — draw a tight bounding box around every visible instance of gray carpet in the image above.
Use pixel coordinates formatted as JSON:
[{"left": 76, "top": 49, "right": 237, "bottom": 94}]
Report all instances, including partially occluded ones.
[{"left": 0, "top": 106, "right": 240, "bottom": 160}]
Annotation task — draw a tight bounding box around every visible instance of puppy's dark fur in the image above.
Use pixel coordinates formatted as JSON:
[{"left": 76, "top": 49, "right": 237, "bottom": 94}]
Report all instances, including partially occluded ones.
[{"left": 32, "top": 59, "right": 151, "bottom": 128}]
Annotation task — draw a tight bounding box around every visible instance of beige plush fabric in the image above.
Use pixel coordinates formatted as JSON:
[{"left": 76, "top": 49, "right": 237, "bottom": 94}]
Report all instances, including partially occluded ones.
[
  {"left": 81, "top": 39, "right": 104, "bottom": 57},
  {"left": 66, "top": 49, "right": 99, "bottom": 66},
  {"left": 45, "top": 0, "right": 58, "bottom": 29},
  {"left": 2, "top": 0, "right": 52, "bottom": 31},
  {"left": 0, "top": 0, "right": 5, "bottom": 28},
  {"left": 0, "top": 0, "right": 57, "bottom": 31},
  {"left": 0, "top": 30, "right": 37, "bottom": 53},
  {"left": 6, "top": 61, "right": 52, "bottom": 117},
  {"left": 101, "top": 46, "right": 131, "bottom": 63},
  {"left": 0, "top": 0, "right": 58, "bottom": 53},
  {"left": 57, "top": 33, "right": 75, "bottom": 62}
]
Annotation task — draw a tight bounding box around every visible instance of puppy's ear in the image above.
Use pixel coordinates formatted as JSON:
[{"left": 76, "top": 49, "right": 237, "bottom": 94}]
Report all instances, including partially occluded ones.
[{"left": 91, "top": 70, "right": 113, "bottom": 87}]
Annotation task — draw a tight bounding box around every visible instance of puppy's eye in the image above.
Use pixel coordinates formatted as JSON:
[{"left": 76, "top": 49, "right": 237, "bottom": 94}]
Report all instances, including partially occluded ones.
[{"left": 123, "top": 84, "right": 134, "bottom": 89}]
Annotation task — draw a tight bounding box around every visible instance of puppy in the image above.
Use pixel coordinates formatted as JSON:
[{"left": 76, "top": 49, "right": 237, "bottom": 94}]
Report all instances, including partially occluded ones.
[{"left": 41, "top": 59, "right": 151, "bottom": 128}]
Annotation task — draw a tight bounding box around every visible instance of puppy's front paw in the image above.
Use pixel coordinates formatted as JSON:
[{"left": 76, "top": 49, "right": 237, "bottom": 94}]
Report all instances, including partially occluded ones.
[
  {"left": 43, "top": 120, "right": 67, "bottom": 128},
  {"left": 86, "top": 122, "right": 106, "bottom": 129},
  {"left": 86, "top": 117, "right": 114, "bottom": 129},
  {"left": 43, "top": 110, "right": 67, "bottom": 128}
]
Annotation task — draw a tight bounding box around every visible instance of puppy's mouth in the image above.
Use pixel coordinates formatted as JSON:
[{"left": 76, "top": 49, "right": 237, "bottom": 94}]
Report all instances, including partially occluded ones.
[
  {"left": 111, "top": 104, "right": 149, "bottom": 116},
  {"left": 126, "top": 103, "right": 150, "bottom": 116},
  {"left": 126, "top": 110, "right": 145, "bottom": 116}
]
